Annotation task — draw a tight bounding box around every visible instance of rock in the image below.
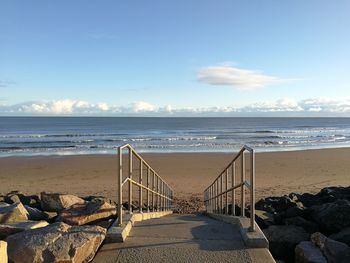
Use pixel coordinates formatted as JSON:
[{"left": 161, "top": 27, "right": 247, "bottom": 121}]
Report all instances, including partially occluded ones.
[
  {"left": 4, "top": 191, "right": 38, "bottom": 207},
  {"left": 91, "top": 218, "right": 114, "bottom": 229},
  {"left": 58, "top": 201, "right": 116, "bottom": 225},
  {"left": 255, "top": 196, "right": 296, "bottom": 213},
  {"left": 0, "top": 220, "right": 48, "bottom": 239},
  {"left": 295, "top": 241, "right": 327, "bottom": 263},
  {"left": 311, "top": 232, "right": 350, "bottom": 263},
  {"left": 329, "top": 227, "right": 350, "bottom": 246},
  {"left": 40, "top": 192, "right": 85, "bottom": 212},
  {"left": 44, "top": 211, "right": 58, "bottom": 223},
  {"left": 310, "top": 200, "right": 350, "bottom": 234},
  {"left": 0, "top": 240, "right": 7, "bottom": 263},
  {"left": 317, "top": 186, "right": 350, "bottom": 201},
  {"left": 0, "top": 202, "right": 28, "bottom": 223},
  {"left": 263, "top": 225, "right": 310, "bottom": 262},
  {"left": 255, "top": 209, "right": 275, "bottom": 229},
  {"left": 24, "top": 205, "right": 48, "bottom": 221},
  {"left": 6, "top": 194, "right": 21, "bottom": 204},
  {"left": 285, "top": 216, "right": 319, "bottom": 234},
  {"left": 83, "top": 195, "right": 114, "bottom": 205},
  {"left": 281, "top": 205, "right": 306, "bottom": 218},
  {"left": 7, "top": 222, "right": 106, "bottom": 263}
]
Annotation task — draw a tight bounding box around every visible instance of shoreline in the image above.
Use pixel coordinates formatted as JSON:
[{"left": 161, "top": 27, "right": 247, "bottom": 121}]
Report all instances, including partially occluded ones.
[
  {"left": 2, "top": 145, "right": 350, "bottom": 158},
  {"left": 0, "top": 147, "right": 349, "bottom": 201}
]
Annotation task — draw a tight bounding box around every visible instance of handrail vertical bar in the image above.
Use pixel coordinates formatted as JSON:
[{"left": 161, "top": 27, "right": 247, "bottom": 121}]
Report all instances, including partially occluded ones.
[
  {"left": 128, "top": 148, "right": 133, "bottom": 214},
  {"left": 152, "top": 172, "right": 155, "bottom": 211},
  {"left": 232, "top": 162, "right": 236, "bottom": 216},
  {"left": 216, "top": 180, "right": 219, "bottom": 213},
  {"left": 241, "top": 152, "right": 245, "bottom": 217},
  {"left": 220, "top": 175, "right": 223, "bottom": 214},
  {"left": 225, "top": 169, "right": 228, "bottom": 214},
  {"left": 249, "top": 150, "right": 256, "bottom": 231},
  {"left": 118, "top": 147, "right": 123, "bottom": 225},
  {"left": 139, "top": 159, "right": 143, "bottom": 213},
  {"left": 161, "top": 181, "right": 164, "bottom": 211},
  {"left": 156, "top": 176, "right": 159, "bottom": 211},
  {"left": 147, "top": 167, "right": 150, "bottom": 212}
]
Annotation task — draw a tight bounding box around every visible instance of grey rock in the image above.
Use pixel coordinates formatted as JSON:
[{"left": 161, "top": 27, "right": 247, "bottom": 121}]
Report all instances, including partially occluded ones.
[
  {"left": 0, "top": 202, "right": 28, "bottom": 224},
  {"left": 7, "top": 222, "right": 106, "bottom": 263},
  {"left": 58, "top": 201, "right": 116, "bottom": 225},
  {"left": 263, "top": 225, "right": 310, "bottom": 262},
  {"left": 0, "top": 220, "right": 48, "bottom": 239},
  {"left": 285, "top": 216, "right": 319, "bottom": 234},
  {"left": 40, "top": 192, "right": 85, "bottom": 212},
  {"left": 295, "top": 241, "right": 327, "bottom": 263},
  {"left": 310, "top": 200, "right": 350, "bottom": 234},
  {"left": 255, "top": 196, "right": 297, "bottom": 213},
  {"left": 329, "top": 227, "right": 350, "bottom": 247},
  {"left": 255, "top": 209, "right": 275, "bottom": 229},
  {"left": 24, "top": 205, "right": 48, "bottom": 221},
  {"left": 311, "top": 232, "right": 350, "bottom": 263}
]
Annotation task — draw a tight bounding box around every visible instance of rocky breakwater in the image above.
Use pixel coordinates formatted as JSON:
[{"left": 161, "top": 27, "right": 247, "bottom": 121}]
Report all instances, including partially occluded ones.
[
  {"left": 0, "top": 191, "right": 117, "bottom": 263},
  {"left": 255, "top": 186, "right": 350, "bottom": 263}
]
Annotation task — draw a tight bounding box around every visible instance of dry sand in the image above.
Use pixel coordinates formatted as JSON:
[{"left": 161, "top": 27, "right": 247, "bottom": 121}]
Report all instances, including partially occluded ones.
[{"left": 0, "top": 148, "right": 349, "bottom": 201}]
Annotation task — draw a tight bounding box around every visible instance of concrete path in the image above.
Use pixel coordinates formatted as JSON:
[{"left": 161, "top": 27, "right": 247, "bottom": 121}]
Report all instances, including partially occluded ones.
[{"left": 93, "top": 214, "right": 275, "bottom": 263}]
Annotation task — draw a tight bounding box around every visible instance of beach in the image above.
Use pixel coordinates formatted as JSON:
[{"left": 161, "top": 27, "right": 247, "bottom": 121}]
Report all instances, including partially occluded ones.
[{"left": 0, "top": 147, "right": 349, "bottom": 201}]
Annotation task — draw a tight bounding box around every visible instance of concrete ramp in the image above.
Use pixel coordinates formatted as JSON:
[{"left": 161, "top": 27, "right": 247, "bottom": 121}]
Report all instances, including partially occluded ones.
[{"left": 93, "top": 214, "right": 275, "bottom": 263}]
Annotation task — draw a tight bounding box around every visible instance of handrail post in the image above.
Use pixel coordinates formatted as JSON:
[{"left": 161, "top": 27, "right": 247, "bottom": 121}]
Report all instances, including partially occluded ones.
[
  {"left": 139, "top": 160, "right": 143, "bottom": 213},
  {"left": 118, "top": 147, "right": 123, "bottom": 226},
  {"left": 161, "top": 181, "right": 164, "bottom": 211},
  {"left": 225, "top": 169, "right": 228, "bottom": 214},
  {"left": 152, "top": 172, "right": 155, "bottom": 211},
  {"left": 215, "top": 180, "right": 219, "bottom": 213},
  {"left": 241, "top": 151, "right": 245, "bottom": 217},
  {"left": 128, "top": 147, "right": 133, "bottom": 214},
  {"left": 232, "top": 162, "right": 236, "bottom": 216},
  {"left": 220, "top": 175, "right": 223, "bottom": 214},
  {"left": 249, "top": 150, "right": 256, "bottom": 231},
  {"left": 147, "top": 167, "right": 150, "bottom": 212}
]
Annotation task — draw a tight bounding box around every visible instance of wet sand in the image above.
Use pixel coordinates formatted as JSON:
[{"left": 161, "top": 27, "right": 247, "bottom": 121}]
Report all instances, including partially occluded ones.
[{"left": 0, "top": 148, "right": 349, "bottom": 201}]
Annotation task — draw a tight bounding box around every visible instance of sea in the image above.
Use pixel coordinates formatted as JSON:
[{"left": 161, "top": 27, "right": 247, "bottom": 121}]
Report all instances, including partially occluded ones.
[{"left": 1, "top": 117, "right": 350, "bottom": 156}]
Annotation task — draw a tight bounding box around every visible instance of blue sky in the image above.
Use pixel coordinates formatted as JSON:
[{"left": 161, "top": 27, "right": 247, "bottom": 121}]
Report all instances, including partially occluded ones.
[{"left": 1, "top": 1, "right": 350, "bottom": 116}]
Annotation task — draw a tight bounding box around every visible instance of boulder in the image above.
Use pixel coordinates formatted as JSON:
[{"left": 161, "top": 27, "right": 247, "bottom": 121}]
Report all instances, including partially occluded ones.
[
  {"left": 0, "top": 220, "right": 48, "bottom": 239},
  {"left": 263, "top": 225, "right": 310, "bottom": 262},
  {"left": 280, "top": 205, "right": 307, "bottom": 218},
  {"left": 0, "top": 240, "right": 7, "bottom": 263},
  {"left": 255, "top": 209, "right": 275, "bottom": 229},
  {"left": 58, "top": 201, "right": 116, "bottom": 225},
  {"left": 295, "top": 241, "right": 327, "bottom": 263},
  {"left": 40, "top": 192, "right": 85, "bottom": 212},
  {"left": 83, "top": 195, "right": 114, "bottom": 205},
  {"left": 255, "top": 196, "right": 296, "bottom": 213},
  {"left": 44, "top": 211, "right": 58, "bottom": 223},
  {"left": 310, "top": 200, "right": 350, "bottom": 234},
  {"left": 24, "top": 205, "right": 48, "bottom": 221},
  {"left": 311, "top": 232, "right": 350, "bottom": 263},
  {"left": 285, "top": 216, "right": 319, "bottom": 234},
  {"left": 7, "top": 222, "right": 106, "bottom": 263},
  {"left": 0, "top": 202, "right": 28, "bottom": 223},
  {"left": 317, "top": 186, "right": 350, "bottom": 201},
  {"left": 329, "top": 227, "right": 350, "bottom": 246}
]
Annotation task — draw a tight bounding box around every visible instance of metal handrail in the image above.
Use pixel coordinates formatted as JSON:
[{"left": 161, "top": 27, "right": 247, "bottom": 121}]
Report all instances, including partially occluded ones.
[
  {"left": 203, "top": 145, "right": 256, "bottom": 231},
  {"left": 117, "top": 144, "right": 174, "bottom": 225}
]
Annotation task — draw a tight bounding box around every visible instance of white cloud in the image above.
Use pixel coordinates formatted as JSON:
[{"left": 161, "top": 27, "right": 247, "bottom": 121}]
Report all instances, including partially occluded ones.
[
  {"left": 130, "top": 101, "right": 157, "bottom": 113},
  {"left": 1, "top": 98, "right": 350, "bottom": 116},
  {"left": 197, "top": 65, "right": 285, "bottom": 90}
]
